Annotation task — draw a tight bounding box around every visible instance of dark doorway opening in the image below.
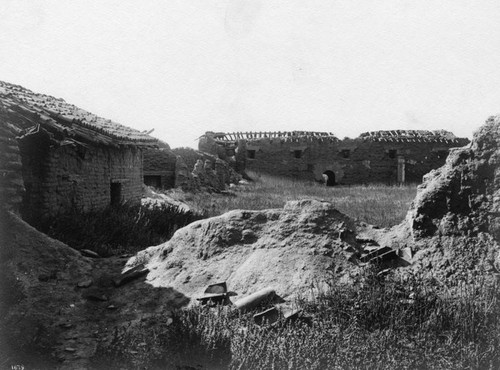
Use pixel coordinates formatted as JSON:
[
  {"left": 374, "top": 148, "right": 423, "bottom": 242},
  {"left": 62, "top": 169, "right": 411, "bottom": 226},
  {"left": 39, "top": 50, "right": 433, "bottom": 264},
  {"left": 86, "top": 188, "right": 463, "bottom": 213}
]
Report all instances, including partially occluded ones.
[
  {"left": 110, "top": 182, "right": 122, "bottom": 205},
  {"left": 144, "top": 175, "right": 162, "bottom": 189},
  {"left": 323, "top": 170, "right": 336, "bottom": 186}
]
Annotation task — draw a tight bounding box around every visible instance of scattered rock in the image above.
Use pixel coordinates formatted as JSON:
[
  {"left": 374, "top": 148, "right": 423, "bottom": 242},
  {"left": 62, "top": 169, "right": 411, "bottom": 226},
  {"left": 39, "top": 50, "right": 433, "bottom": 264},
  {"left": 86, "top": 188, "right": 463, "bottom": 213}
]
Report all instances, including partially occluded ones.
[
  {"left": 82, "top": 291, "right": 108, "bottom": 302},
  {"left": 80, "top": 249, "right": 100, "bottom": 258},
  {"left": 113, "top": 265, "right": 149, "bottom": 287},
  {"left": 77, "top": 279, "right": 93, "bottom": 288}
]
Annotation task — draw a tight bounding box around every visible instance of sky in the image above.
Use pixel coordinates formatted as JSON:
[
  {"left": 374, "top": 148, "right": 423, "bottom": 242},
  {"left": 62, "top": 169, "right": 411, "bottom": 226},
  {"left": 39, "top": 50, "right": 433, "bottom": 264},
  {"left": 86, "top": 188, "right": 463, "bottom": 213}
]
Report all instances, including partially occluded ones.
[{"left": 1, "top": 0, "right": 500, "bottom": 148}]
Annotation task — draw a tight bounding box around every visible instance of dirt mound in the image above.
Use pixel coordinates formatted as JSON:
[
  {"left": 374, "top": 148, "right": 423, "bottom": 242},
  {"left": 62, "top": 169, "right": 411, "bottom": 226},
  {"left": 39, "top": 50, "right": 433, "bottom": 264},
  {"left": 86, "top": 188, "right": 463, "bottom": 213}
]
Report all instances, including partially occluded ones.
[
  {"left": 131, "top": 199, "right": 364, "bottom": 301},
  {"left": 400, "top": 116, "right": 500, "bottom": 281}
]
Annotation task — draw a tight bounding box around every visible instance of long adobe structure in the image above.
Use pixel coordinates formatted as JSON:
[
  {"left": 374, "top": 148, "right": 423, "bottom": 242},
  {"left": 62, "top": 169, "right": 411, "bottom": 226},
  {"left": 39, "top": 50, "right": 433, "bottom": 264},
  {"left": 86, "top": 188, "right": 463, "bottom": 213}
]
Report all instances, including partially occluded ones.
[
  {"left": 199, "top": 129, "right": 470, "bottom": 185},
  {"left": 0, "top": 81, "right": 158, "bottom": 222}
]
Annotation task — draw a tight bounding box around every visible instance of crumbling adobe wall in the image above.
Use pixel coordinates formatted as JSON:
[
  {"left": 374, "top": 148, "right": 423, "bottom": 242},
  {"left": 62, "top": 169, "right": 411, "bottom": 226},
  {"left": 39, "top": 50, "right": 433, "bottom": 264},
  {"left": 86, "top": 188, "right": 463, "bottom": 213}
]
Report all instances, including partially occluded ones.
[
  {"left": 201, "top": 131, "right": 469, "bottom": 185},
  {"left": 171, "top": 147, "right": 241, "bottom": 192},
  {"left": 143, "top": 148, "right": 177, "bottom": 189},
  {"left": 408, "top": 116, "right": 500, "bottom": 241},
  {"left": 18, "top": 131, "right": 143, "bottom": 222},
  {"left": 378, "top": 116, "right": 500, "bottom": 283},
  {"left": 198, "top": 133, "right": 246, "bottom": 174}
]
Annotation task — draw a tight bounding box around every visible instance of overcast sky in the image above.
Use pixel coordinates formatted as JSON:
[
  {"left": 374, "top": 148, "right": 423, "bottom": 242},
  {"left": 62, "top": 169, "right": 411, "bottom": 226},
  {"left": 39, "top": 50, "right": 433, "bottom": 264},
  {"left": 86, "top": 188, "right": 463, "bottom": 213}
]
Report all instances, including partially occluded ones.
[{"left": 1, "top": 0, "right": 500, "bottom": 148}]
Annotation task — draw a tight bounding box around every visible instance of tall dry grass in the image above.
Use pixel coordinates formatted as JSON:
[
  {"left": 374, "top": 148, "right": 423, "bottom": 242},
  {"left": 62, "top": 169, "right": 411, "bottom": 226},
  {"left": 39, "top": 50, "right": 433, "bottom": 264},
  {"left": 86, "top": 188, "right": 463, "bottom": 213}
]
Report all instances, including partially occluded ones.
[
  {"left": 90, "top": 269, "right": 500, "bottom": 370},
  {"left": 170, "top": 171, "right": 418, "bottom": 228}
]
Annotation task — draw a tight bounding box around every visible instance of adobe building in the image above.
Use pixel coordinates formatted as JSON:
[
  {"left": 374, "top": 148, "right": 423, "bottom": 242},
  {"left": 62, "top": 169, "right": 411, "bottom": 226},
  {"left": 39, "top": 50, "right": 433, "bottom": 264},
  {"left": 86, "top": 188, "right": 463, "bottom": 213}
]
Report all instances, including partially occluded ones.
[
  {"left": 199, "top": 130, "right": 470, "bottom": 185},
  {"left": 0, "top": 81, "right": 157, "bottom": 223}
]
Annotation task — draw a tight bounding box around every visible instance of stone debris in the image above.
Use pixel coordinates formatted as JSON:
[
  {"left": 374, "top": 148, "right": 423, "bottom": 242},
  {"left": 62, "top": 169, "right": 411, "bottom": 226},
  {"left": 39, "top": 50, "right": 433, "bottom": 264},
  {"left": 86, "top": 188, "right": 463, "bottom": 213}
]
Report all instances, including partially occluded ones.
[
  {"left": 77, "top": 279, "right": 93, "bottom": 288},
  {"left": 80, "top": 249, "right": 100, "bottom": 258},
  {"left": 253, "top": 307, "right": 280, "bottom": 326},
  {"left": 196, "top": 282, "right": 237, "bottom": 306},
  {"left": 112, "top": 265, "right": 149, "bottom": 287},
  {"left": 83, "top": 292, "right": 108, "bottom": 302},
  {"left": 359, "top": 246, "right": 397, "bottom": 263},
  {"left": 233, "top": 287, "right": 278, "bottom": 312}
]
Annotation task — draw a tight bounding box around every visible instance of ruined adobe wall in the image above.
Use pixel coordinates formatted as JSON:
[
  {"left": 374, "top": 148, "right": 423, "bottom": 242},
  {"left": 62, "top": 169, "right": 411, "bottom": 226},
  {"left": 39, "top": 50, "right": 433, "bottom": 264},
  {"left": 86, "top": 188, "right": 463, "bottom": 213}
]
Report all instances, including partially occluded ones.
[
  {"left": 18, "top": 133, "right": 143, "bottom": 222},
  {"left": 201, "top": 131, "right": 470, "bottom": 185},
  {"left": 246, "top": 139, "right": 462, "bottom": 184},
  {"left": 244, "top": 136, "right": 339, "bottom": 180}
]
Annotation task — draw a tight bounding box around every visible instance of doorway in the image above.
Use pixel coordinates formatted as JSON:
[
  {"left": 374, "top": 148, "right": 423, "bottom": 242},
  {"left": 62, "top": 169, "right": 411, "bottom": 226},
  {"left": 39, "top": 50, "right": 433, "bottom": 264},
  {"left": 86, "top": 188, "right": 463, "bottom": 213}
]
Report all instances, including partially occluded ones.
[
  {"left": 110, "top": 182, "right": 122, "bottom": 205},
  {"left": 323, "top": 170, "right": 336, "bottom": 186}
]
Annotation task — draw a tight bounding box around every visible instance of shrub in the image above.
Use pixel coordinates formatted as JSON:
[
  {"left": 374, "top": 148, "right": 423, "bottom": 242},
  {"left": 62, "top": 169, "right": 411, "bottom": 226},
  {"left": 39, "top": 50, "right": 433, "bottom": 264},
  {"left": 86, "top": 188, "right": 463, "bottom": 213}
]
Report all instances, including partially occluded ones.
[{"left": 35, "top": 202, "right": 205, "bottom": 256}]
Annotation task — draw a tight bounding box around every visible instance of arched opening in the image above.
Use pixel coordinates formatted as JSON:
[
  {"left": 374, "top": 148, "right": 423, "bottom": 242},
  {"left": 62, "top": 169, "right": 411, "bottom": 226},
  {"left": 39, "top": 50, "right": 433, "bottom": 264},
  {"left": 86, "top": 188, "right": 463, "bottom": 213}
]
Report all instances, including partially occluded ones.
[{"left": 323, "top": 170, "right": 336, "bottom": 186}]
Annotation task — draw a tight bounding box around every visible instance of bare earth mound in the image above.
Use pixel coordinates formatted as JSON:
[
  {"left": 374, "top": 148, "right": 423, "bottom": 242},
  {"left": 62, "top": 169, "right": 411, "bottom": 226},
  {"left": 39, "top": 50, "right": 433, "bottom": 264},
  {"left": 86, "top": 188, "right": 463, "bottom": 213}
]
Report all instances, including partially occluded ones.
[
  {"left": 398, "top": 116, "right": 500, "bottom": 282},
  {"left": 131, "top": 199, "right": 364, "bottom": 300}
]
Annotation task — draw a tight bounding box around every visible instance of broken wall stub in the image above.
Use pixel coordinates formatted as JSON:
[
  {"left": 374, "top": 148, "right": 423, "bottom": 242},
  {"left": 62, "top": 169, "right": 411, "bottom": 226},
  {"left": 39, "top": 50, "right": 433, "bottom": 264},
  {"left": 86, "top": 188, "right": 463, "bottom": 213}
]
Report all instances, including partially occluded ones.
[
  {"left": 172, "top": 147, "right": 241, "bottom": 192},
  {"left": 143, "top": 148, "right": 177, "bottom": 189},
  {"left": 200, "top": 130, "right": 470, "bottom": 185}
]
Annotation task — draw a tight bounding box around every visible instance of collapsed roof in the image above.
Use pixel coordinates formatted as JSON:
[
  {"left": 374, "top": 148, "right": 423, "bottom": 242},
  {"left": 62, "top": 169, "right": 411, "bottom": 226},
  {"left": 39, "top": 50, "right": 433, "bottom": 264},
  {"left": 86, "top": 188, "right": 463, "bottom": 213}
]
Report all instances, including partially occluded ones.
[
  {"left": 204, "top": 129, "right": 469, "bottom": 145},
  {"left": 359, "top": 130, "right": 470, "bottom": 144}
]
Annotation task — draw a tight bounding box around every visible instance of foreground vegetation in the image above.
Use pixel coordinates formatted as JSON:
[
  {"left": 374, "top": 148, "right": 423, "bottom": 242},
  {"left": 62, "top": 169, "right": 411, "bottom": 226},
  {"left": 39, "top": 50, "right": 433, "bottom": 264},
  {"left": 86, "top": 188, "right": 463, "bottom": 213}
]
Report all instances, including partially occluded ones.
[
  {"left": 91, "top": 268, "right": 500, "bottom": 369},
  {"left": 35, "top": 202, "right": 205, "bottom": 257},
  {"left": 170, "top": 171, "right": 418, "bottom": 228}
]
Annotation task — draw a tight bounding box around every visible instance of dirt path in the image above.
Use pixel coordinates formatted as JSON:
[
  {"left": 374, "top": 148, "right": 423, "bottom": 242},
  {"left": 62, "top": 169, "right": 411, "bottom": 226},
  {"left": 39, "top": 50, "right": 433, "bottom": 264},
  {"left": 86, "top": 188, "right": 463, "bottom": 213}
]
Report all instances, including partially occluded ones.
[
  {"left": 1, "top": 211, "right": 190, "bottom": 369},
  {"left": 50, "top": 255, "right": 190, "bottom": 369}
]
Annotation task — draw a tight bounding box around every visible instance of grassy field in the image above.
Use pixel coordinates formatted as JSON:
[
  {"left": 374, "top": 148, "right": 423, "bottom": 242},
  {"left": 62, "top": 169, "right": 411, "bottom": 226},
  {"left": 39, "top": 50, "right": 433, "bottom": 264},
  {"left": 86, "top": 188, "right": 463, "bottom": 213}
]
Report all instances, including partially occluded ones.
[{"left": 170, "top": 171, "right": 418, "bottom": 228}]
